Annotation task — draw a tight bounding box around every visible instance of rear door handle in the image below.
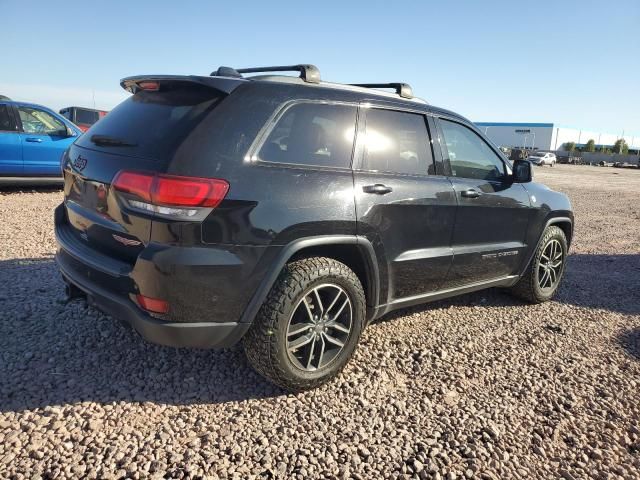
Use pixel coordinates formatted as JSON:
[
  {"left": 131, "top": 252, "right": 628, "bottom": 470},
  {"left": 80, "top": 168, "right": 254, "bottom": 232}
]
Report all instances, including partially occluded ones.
[
  {"left": 461, "top": 188, "right": 481, "bottom": 198},
  {"left": 363, "top": 184, "right": 393, "bottom": 195},
  {"left": 25, "top": 137, "right": 43, "bottom": 143}
]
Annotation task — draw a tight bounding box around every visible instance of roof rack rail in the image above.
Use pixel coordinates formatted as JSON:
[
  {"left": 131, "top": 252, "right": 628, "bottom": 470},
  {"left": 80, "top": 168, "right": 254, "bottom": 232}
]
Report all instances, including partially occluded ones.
[
  {"left": 210, "top": 64, "right": 321, "bottom": 84},
  {"left": 350, "top": 83, "right": 413, "bottom": 99}
]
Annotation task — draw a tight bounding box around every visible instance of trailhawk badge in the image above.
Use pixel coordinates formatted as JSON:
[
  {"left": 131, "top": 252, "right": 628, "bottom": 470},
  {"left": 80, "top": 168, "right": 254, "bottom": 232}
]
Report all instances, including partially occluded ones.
[{"left": 112, "top": 234, "right": 142, "bottom": 247}]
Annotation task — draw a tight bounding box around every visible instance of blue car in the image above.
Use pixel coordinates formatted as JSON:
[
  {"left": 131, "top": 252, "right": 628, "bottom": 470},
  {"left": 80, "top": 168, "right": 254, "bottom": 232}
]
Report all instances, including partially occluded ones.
[{"left": 0, "top": 98, "right": 82, "bottom": 181}]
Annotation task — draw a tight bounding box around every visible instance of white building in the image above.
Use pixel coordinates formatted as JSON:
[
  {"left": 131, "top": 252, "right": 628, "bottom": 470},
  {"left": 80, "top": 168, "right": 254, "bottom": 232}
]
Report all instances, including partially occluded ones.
[{"left": 474, "top": 122, "right": 640, "bottom": 152}]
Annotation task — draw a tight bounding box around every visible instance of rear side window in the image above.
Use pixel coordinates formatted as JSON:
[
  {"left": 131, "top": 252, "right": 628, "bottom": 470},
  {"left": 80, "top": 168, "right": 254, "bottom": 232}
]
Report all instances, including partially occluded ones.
[
  {"left": 0, "top": 105, "right": 15, "bottom": 132},
  {"left": 362, "top": 109, "right": 434, "bottom": 176},
  {"left": 258, "top": 103, "right": 356, "bottom": 168},
  {"left": 76, "top": 85, "right": 223, "bottom": 161}
]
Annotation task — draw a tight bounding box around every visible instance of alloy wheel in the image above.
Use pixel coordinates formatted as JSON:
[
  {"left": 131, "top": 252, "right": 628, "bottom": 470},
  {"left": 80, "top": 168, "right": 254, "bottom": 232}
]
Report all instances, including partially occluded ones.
[
  {"left": 538, "top": 239, "right": 563, "bottom": 291},
  {"left": 286, "top": 283, "right": 353, "bottom": 371}
]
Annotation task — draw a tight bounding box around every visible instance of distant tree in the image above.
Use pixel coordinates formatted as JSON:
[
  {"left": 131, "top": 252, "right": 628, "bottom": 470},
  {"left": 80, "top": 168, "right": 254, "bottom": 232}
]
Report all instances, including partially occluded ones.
[
  {"left": 613, "top": 138, "right": 629, "bottom": 154},
  {"left": 563, "top": 142, "right": 576, "bottom": 152},
  {"left": 585, "top": 139, "right": 596, "bottom": 152}
]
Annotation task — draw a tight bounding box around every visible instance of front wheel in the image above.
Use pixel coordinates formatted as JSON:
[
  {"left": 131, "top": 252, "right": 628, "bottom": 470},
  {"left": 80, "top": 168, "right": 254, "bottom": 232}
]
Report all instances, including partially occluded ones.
[
  {"left": 509, "top": 225, "right": 567, "bottom": 303},
  {"left": 243, "top": 257, "right": 366, "bottom": 391}
]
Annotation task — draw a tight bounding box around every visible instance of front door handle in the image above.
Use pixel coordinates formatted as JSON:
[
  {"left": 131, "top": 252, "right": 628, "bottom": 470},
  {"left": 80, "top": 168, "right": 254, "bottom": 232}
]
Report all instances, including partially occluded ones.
[
  {"left": 25, "top": 137, "right": 43, "bottom": 143},
  {"left": 461, "top": 188, "right": 482, "bottom": 198},
  {"left": 363, "top": 184, "right": 393, "bottom": 195}
]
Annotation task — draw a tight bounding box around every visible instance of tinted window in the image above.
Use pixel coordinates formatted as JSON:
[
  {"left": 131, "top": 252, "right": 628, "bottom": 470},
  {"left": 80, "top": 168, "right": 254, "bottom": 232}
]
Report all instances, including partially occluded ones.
[
  {"left": 75, "top": 109, "right": 100, "bottom": 125},
  {"left": 258, "top": 103, "right": 356, "bottom": 168},
  {"left": 76, "top": 85, "right": 223, "bottom": 161},
  {"left": 362, "top": 109, "right": 433, "bottom": 175},
  {"left": 0, "top": 105, "right": 15, "bottom": 132},
  {"left": 440, "top": 119, "right": 506, "bottom": 181},
  {"left": 18, "top": 107, "right": 65, "bottom": 135}
]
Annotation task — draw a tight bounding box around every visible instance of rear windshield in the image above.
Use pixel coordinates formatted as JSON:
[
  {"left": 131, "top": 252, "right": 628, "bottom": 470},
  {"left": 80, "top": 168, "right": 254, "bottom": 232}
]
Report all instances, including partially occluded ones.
[{"left": 76, "top": 85, "right": 223, "bottom": 161}]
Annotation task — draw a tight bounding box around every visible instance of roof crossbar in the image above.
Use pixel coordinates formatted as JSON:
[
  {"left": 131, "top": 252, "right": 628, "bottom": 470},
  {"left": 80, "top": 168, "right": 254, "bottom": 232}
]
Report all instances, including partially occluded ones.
[
  {"left": 211, "top": 64, "right": 321, "bottom": 84},
  {"left": 350, "top": 83, "right": 413, "bottom": 99}
]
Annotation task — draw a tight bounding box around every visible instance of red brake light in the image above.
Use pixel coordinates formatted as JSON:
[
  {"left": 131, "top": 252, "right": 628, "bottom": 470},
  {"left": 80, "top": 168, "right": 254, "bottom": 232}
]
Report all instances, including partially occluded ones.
[
  {"left": 136, "top": 294, "right": 169, "bottom": 314},
  {"left": 154, "top": 175, "right": 229, "bottom": 207},
  {"left": 112, "top": 171, "right": 154, "bottom": 202},
  {"left": 112, "top": 171, "right": 229, "bottom": 208},
  {"left": 138, "top": 81, "right": 160, "bottom": 91}
]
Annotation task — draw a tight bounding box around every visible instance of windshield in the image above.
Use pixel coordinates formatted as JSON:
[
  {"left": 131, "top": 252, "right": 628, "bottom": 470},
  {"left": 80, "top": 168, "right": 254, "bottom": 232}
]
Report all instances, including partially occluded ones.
[{"left": 75, "top": 85, "right": 224, "bottom": 161}]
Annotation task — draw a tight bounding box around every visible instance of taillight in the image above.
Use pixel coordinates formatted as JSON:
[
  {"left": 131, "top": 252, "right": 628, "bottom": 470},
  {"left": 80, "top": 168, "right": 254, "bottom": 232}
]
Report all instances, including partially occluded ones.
[
  {"left": 113, "top": 171, "right": 154, "bottom": 201},
  {"left": 154, "top": 175, "right": 228, "bottom": 207},
  {"left": 112, "top": 171, "right": 229, "bottom": 218}
]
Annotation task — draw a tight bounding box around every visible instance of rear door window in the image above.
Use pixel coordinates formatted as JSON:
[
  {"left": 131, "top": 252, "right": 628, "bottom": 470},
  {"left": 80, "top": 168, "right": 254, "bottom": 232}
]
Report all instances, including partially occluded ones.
[
  {"left": 75, "top": 85, "right": 224, "bottom": 161},
  {"left": 0, "top": 105, "right": 16, "bottom": 132},
  {"left": 361, "top": 108, "right": 434, "bottom": 176},
  {"left": 258, "top": 103, "right": 357, "bottom": 169}
]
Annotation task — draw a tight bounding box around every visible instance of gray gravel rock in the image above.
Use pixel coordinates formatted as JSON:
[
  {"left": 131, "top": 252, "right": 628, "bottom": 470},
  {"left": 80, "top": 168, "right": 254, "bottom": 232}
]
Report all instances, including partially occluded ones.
[{"left": 1, "top": 166, "right": 639, "bottom": 479}]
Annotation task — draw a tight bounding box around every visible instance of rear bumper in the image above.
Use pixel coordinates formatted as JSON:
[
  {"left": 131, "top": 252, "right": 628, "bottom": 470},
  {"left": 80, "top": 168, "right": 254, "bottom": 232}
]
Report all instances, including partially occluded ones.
[
  {"left": 57, "top": 256, "right": 250, "bottom": 348},
  {"left": 54, "top": 203, "right": 259, "bottom": 348}
]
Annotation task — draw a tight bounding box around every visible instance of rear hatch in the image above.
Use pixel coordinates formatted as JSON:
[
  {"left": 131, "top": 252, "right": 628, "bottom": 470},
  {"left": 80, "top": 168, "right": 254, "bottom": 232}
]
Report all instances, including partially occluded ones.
[{"left": 61, "top": 78, "right": 239, "bottom": 263}]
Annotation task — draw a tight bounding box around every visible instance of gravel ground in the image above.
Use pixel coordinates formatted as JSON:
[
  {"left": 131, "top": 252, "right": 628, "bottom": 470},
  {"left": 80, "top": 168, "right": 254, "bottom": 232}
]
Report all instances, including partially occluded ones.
[{"left": 1, "top": 165, "right": 639, "bottom": 479}]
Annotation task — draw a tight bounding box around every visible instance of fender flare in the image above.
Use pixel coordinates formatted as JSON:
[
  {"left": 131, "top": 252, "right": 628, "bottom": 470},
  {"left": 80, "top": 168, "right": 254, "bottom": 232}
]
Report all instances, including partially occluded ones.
[
  {"left": 518, "top": 215, "right": 573, "bottom": 278},
  {"left": 238, "top": 235, "right": 380, "bottom": 324}
]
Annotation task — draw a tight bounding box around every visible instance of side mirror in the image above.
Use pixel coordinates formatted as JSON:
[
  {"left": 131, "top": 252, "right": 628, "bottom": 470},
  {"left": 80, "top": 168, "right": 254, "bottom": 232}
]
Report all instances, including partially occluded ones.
[
  {"left": 512, "top": 159, "right": 532, "bottom": 183},
  {"left": 65, "top": 126, "right": 77, "bottom": 137}
]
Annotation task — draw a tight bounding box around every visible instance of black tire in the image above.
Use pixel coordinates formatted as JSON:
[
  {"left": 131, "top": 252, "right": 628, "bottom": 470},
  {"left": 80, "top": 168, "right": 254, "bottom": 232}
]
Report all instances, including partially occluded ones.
[
  {"left": 243, "top": 257, "right": 366, "bottom": 391},
  {"left": 509, "top": 225, "right": 568, "bottom": 303}
]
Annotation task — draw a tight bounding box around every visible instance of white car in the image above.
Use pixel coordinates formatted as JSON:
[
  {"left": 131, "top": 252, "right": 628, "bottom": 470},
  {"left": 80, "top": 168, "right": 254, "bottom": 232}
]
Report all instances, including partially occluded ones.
[{"left": 529, "top": 151, "right": 557, "bottom": 166}]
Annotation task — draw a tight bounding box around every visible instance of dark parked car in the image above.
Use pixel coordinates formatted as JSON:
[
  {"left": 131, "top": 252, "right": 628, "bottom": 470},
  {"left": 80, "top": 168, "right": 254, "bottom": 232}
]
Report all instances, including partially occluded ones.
[
  {"left": 55, "top": 64, "right": 573, "bottom": 390},
  {"left": 59, "top": 106, "right": 108, "bottom": 132}
]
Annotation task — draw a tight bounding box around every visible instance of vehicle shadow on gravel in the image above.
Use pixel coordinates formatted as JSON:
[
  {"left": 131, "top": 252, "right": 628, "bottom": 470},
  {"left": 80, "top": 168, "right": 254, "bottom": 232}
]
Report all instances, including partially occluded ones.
[
  {"left": 0, "top": 258, "right": 282, "bottom": 413},
  {"left": 1, "top": 253, "right": 637, "bottom": 412},
  {"left": 377, "top": 253, "right": 640, "bottom": 323},
  {"left": 618, "top": 328, "right": 640, "bottom": 360}
]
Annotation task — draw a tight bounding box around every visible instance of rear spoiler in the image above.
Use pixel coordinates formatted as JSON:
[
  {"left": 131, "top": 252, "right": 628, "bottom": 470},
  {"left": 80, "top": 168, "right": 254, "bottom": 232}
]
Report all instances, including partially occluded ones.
[{"left": 120, "top": 75, "right": 246, "bottom": 94}]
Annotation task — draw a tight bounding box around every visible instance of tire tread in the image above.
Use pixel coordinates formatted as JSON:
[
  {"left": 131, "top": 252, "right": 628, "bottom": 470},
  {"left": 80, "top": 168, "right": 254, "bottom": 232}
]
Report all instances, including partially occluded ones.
[
  {"left": 510, "top": 225, "right": 566, "bottom": 303},
  {"left": 243, "top": 257, "right": 365, "bottom": 391}
]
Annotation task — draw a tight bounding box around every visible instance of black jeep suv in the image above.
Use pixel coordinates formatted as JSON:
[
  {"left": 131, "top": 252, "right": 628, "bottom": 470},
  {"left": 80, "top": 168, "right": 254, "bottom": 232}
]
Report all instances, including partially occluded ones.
[{"left": 55, "top": 64, "right": 573, "bottom": 390}]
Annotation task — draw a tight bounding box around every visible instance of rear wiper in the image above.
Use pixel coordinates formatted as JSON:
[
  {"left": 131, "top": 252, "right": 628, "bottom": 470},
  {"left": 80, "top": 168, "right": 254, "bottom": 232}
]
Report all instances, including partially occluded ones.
[{"left": 90, "top": 134, "right": 137, "bottom": 147}]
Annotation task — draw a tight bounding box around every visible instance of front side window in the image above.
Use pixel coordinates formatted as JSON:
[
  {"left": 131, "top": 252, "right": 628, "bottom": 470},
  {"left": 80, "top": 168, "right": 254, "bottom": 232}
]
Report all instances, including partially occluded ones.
[
  {"left": 258, "top": 103, "right": 357, "bottom": 168},
  {"left": 439, "top": 119, "right": 506, "bottom": 181},
  {"left": 361, "top": 109, "right": 433, "bottom": 176},
  {"left": 0, "top": 105, "right": 16, "bottom": 132},
  {"left": 18, "top": 106, "right": 66, "bottom": 135}
]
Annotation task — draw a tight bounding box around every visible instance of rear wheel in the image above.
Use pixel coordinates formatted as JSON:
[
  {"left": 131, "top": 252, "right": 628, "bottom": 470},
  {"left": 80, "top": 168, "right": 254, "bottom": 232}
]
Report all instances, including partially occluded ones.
[
  {"left": 243, "top": 257, "right": 366, "bottom": 391},
  {"left": 509, "top": 225, "right": 567, "bottom": 303}
]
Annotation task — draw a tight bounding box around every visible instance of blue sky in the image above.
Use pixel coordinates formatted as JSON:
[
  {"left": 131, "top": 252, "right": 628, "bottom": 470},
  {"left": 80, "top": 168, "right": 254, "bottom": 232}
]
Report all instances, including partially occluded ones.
[{"left": 3, "top": 0, "right": 639, "bottom": 134}]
